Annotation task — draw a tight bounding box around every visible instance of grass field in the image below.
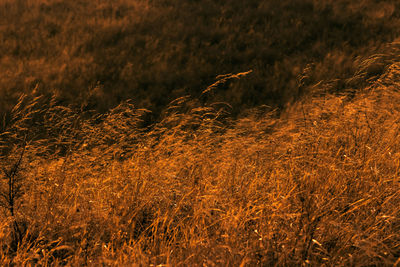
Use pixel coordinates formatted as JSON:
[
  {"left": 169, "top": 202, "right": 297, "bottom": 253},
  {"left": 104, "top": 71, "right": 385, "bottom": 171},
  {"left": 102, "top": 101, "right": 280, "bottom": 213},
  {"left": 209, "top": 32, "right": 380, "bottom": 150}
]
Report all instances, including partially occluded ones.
[
  {"left": 1, "top": 0, "right": 400, "bottom": 266},
  {"left": 1, "top": 54, "right": 400, "bottom": 265},
  {"left": 1, "top": 0, "right": 400, "bottom": 115}
]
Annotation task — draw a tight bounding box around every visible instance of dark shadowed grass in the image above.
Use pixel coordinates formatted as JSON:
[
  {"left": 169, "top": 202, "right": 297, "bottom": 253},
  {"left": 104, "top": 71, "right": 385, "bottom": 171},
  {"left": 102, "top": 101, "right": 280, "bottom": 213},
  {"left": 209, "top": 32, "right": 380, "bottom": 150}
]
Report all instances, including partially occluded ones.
[{"left": 1, "top": 0, "right": 400, "bottom": 117}]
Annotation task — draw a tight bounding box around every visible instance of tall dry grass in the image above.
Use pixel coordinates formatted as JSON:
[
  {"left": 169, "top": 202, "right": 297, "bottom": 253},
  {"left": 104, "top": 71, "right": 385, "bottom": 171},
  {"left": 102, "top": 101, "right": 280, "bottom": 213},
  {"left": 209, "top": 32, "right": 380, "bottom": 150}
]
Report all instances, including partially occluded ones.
[{"left": 1, "top": 62, "right": 400, "bottom": 265}]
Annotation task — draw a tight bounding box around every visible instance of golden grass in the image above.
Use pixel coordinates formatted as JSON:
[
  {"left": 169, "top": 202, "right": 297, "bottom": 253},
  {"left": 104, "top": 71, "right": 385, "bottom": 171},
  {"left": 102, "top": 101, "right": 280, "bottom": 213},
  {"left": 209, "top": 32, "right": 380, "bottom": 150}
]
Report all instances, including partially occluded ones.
[{"left": 1, "top": 63, "right": 400, "bottom": 265}]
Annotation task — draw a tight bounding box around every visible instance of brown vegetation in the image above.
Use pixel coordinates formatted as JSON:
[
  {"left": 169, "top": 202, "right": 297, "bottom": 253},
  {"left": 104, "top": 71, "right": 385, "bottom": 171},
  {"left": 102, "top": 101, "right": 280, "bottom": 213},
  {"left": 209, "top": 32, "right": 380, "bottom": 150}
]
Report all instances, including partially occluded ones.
[
  {"left": 2, "top": 0, "right": 400, "bottom": 265},
  {"left": 1, "top": 56, "right": 400, "bottom": 265},
  {"left": 1, "top": 0, "right": 400, "bottom": 116}
]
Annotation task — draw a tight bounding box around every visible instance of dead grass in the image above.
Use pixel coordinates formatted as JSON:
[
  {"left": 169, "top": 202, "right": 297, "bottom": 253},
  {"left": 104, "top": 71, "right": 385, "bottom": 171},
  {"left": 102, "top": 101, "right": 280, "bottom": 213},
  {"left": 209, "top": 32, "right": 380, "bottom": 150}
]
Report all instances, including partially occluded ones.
[{"left": 1, "top": 63, "right": 400, "bottom": 266}]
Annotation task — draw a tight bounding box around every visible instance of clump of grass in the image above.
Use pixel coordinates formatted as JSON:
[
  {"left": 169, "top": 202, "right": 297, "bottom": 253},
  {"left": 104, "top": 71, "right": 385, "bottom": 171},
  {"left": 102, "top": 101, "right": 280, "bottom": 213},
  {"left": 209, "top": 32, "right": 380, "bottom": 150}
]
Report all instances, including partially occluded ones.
[
  {"left": 1, "top": 65, "right": 400, "bottom": 266},
  {"left": 0, "top": 144, "right": 27, "bottom": 254}
]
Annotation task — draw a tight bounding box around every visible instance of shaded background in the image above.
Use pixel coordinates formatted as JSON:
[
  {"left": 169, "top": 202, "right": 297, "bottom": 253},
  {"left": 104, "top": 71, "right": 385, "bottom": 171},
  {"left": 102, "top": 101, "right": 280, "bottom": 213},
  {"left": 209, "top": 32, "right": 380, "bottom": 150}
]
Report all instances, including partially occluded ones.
[{"left": 1, "top": 0, "right": 399, "bottom": 118}]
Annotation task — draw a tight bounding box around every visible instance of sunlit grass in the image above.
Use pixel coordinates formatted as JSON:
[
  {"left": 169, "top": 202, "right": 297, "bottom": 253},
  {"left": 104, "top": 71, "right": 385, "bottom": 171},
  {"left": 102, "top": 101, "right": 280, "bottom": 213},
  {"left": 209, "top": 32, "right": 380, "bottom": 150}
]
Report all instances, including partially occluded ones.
[
  {"left": 1, "top": 59, "right": 400, "bottom": 265},
  {"left": 1, "top": 0, "right": 400, "bottom": 265}
]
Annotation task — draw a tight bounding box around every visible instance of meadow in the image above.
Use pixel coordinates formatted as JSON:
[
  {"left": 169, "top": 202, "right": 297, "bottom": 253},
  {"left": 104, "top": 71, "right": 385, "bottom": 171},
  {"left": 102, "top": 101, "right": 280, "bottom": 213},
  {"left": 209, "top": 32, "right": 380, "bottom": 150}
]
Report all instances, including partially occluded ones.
[
  {"left": 1, "top": 0, "right": 400, "bottom": 266},
  {"left": 1, "top": 56, "right": 400, "bottom": 265},
  {"left": 1, "top": 0, "right": 400, "bottom": 115}
]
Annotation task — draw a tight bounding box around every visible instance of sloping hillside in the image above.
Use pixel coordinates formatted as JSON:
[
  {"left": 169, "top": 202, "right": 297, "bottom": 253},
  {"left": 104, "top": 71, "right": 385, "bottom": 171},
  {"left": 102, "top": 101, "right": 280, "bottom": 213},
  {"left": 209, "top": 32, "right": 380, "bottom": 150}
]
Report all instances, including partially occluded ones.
[{"left": 1, "top": 0, "right": 400, "bottom": 116}]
